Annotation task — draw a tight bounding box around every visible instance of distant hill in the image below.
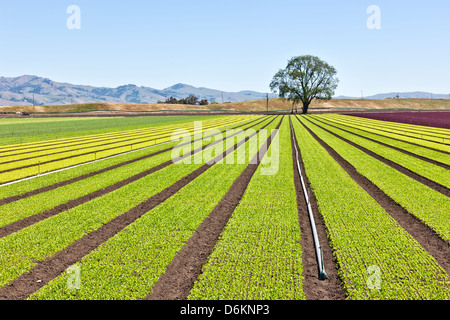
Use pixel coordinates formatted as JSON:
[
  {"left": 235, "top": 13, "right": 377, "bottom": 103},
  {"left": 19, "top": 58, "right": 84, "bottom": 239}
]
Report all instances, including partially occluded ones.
[
  {"left": 0, "top": 75, "right": 277, "bottom": 106},
  {"left": 335, "top": 91, "right": 450, "bottom": 100}
]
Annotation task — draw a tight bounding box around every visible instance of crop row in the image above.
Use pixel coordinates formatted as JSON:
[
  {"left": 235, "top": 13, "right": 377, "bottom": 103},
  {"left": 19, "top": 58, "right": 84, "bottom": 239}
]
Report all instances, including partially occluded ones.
[
  {"left": 0, "top": 115, "right": 257, "bottom": 183},
  {"left": 300, "top": 116, "right": 450, "bottom": 244},
  {"left": 0, "top": 115, "right": 225, "bottom": 146},
  {"left": 292, "top": 115, "right": 450, "bottom": 299},
  {"left": 0, "top": 116, "right": 269, "bottom": 200},
  {"left": 309, "top": 115, "right": 450, "bottom": 166},
  {"left": 347, "top": 113, "right": 450, "bottom": 137},
  {"left": 25, "top": 117, "right": 282, "bottom": 299},
  {"left": 340, "top": 114, "right": 450, "bottom": 143},
  {"left": 188, "top": 116, "right": 304, "bottom": 300},
  {"left": 323, "top": 114, "right": 450, "bottom": 153},
  {"left": 0, "top": 115, "right": 274, "bottom": 229},
  {"left": 0, "top": 115, "right": 254, "bottom": 159},
  {"left": 304, "top": 116, "right": 450, "bottom": 189}
]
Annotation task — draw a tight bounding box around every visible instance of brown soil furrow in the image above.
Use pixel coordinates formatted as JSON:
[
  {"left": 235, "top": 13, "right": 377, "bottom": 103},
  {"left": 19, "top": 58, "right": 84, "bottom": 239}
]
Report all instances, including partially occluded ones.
[
  {"left": 0, "top": 116, "right": 280, "bottom": 300},
  {"left": 311, "top": 116, "right": 450, "bottom": 171},
  {"left": 302, "top": 117, "right": 450, "bottom": 198},
  {"left": 289, "top": 117, "right": 345, "bottom": 300},
  {"left": 146, "top": 117, "right": 283, "bottom": 300},
  {"left": 0, "top": 116, "right": 275, "bottom": 239},
  {"left": 296, "top": 115, "right": 450, "bottom": 276},
  {"left": 0, "top": 116, "right": 267, "bottom": 205}
]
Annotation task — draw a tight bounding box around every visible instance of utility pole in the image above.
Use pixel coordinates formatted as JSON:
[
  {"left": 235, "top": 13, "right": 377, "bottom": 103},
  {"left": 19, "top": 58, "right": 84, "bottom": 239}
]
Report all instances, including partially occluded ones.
[
  {"left": 266, "top": 93, "right": 269, "bottom": 115},
  {"left": 33, "top": 94, "right": 35, "bottom": 118}
]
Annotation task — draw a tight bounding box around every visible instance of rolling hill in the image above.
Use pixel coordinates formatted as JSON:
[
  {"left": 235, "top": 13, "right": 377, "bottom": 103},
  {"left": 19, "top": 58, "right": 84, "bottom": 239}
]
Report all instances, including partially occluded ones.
[{"left": 0, "top": 75, "right": 276, "bottom": 106}]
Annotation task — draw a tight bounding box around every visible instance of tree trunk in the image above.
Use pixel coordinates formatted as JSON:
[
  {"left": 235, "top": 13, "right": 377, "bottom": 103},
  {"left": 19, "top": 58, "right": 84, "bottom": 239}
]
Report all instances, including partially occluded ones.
[{"left": 302, "top": 101, "right": 310, "bottom": 114}]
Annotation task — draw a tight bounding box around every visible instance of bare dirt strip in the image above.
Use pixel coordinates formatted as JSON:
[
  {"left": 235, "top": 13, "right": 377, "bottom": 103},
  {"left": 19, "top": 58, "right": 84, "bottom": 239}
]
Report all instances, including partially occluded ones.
[
  {"left": 146, "top": 117, "right": 284, "bottom": 300},
  {"left": 321, "top": 117, "right": 450, "bottom": 156},
  {"left": 0, "top": 116, "right": 281, "bottom": 300},
  {"left": 302, "top": 117, "right": 450, "bottom": 198},
  {"left": 0, "top": 116, "right": 267, "bottom": 206},
  {"left": 289, "top": 117, "right": 345, "bottom": 300},
  {"left": 296, "top": 116, "right": 450, "bottom": 277},
  {"left": 311, "top": 116, "right": 450, "bottom": 171},
  {"left": 0, "top": 116, "right": 276, "bottom": 239}
]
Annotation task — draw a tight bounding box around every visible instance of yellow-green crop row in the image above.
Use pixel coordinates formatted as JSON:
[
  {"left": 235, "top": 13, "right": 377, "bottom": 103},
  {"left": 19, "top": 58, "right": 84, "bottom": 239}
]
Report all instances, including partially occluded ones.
[
  {"left": 0, "top": 115, "right": 259, "bottom": 183},
  {"left": 322, "top": 114, "right": 450, "bottom": 152},
  {"left": 309, "top": 115, "right": 450, "bottom": 166},
  {"left": 0, "top": 115, "right": 255, "bottom": 158},
  {"left": 342, "top": 115, "right": 450, "bottom": 138},
  {"left": 293, "top": 115, "right": 450, "bottom": 299},
  {"left": 327, "top": 114, "right": 450, "bottom": 145},
  {"left": 0, "top": 116, "right": 275, "bottom": 229},
  {"left": 335, "top": 114, "right": 450, "bottom": 141},
  {"left": 305, "top": 116, "right": 450, "bottom": 189}
]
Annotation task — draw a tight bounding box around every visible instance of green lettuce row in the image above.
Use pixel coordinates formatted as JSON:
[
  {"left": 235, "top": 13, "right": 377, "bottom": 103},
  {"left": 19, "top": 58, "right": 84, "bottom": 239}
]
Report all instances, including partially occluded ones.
[
  {"left": 294, "top": 115, "right": 450, "bottom": 299},
  {"left": 189, "top": 116, "right": 305, "bottom": 300},
  {"left": 341, "top": 114, "right": 450, "bottom": 138},
  {"left": 305, "top": 116, "right": 450, "bottom": 189},
  {"left": 0, "top": 116, "right": 274, "bottom": 229},
  {"left": 301, "top": 116, "right": 450, "bottom": 245},
  {"left": 0, "top": 116, "right": 264, "bottom": 199},
  {"left": 0, "top": 114, "right": 233, "bottom": 147},
  {"left": 27, "top": 117, "right": 280, "bottom": 300},
  {"left": 309, "top": 115, "right": 450, "bottom": 166},
  {"left": 0, "top": 115, "right": 254, "bottom": 161},
  {"left": 323, "top": 115, "right": 450, "bottom": 153},
  {"left": 333, "top": 115, "right": 450, "bottom": 143},
  {"left": 0, "top": 116, "right": 256, "bottom": 182}
]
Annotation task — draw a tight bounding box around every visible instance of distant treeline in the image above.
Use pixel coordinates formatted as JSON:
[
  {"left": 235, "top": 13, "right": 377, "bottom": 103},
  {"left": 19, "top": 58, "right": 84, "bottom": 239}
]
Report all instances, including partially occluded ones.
[{"left": 157, "top": 95, "right": 210, "bottom": 105}]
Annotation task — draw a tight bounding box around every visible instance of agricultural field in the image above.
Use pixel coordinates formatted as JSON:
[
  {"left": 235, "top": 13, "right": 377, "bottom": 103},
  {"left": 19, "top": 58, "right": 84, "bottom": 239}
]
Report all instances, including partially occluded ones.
[
  {"left": 347, "top": 111, "right": 450, "bottom": 129},
  {"left": 0, "top": 112, "right": 450, "bottom": 301}
]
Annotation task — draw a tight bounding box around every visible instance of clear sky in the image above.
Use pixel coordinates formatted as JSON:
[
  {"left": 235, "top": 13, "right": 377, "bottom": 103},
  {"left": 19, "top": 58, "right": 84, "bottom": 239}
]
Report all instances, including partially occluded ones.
[{"left": 0, "top": 0, "right": 449, "bottom": 97}]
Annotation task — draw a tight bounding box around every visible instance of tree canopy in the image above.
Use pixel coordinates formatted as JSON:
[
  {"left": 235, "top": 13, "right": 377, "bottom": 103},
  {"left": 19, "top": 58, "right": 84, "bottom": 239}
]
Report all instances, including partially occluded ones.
[{"left": 270, "top": 55, "right": 339, "bottom": 114}]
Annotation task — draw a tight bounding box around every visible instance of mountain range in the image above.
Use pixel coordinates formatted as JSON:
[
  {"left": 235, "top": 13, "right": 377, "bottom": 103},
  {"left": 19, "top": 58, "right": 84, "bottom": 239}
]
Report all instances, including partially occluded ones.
[
  {"left": 0, "top": 75, "right": 448, "bottom": 106},
  {"left": 0, "top": 75, "right": 276, "bottom": 106},
  {"left": 335, "top": 92, "right": 450, "bottom": 100}
]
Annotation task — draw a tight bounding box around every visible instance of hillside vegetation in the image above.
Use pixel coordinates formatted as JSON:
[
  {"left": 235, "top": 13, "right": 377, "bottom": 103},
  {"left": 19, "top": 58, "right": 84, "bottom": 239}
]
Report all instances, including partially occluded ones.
[{"left": 1, "top": 98, "right": 450, "bottom": 114}]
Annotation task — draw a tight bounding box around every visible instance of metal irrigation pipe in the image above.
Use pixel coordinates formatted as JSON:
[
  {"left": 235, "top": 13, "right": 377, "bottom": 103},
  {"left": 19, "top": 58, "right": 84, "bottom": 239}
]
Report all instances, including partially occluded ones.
[{"left": 291, "top": 121, "right": 328, "bottom": 281}]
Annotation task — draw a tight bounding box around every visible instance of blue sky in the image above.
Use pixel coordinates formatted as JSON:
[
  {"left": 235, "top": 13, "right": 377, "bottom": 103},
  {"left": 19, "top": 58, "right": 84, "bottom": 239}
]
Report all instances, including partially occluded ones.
[{"left": 0, "top": 0, "right": 449, "bottom": 97}]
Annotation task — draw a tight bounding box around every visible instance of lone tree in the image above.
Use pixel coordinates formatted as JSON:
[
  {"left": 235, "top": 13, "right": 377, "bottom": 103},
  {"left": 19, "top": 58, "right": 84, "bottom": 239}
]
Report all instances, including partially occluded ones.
[{"left": 270, "top": 55, "right": 339, "bottom": 114}]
